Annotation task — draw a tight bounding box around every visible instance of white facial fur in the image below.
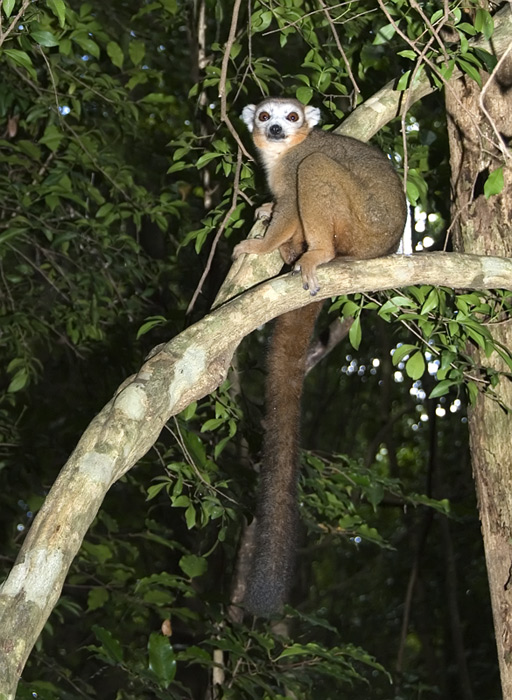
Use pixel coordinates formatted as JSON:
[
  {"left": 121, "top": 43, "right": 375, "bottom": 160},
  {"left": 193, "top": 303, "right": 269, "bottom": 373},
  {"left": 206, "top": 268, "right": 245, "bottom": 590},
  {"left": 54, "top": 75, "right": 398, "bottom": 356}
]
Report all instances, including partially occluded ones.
[
  {"left": 241, "top": 99, "right": 321, "bottom": 134},
  {"left": 241, "top": 99, "right": 321, "bottom": 175},
  {"left": 241, "top": 104, "right": 257, "bottom": 132}
]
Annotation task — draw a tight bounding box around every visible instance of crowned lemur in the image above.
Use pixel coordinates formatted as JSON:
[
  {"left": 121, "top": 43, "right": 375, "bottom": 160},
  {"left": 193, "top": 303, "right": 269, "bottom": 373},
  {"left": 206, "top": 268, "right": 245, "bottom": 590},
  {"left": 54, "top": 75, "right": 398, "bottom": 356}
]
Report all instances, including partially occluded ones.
[{"left": 232, "top": 97, "right": 407, "bottom": 616}]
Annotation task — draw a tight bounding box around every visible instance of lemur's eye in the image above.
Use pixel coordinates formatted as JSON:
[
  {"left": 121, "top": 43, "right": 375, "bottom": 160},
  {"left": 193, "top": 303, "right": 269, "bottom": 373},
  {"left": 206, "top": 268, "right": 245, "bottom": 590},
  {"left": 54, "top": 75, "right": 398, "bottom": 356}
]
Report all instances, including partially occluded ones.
[
  {"left": 287, "top": 112, "right": 299, "bottom": 122},
  {"left": 258, "top": 111, "right": 270, "bottom": 122}
]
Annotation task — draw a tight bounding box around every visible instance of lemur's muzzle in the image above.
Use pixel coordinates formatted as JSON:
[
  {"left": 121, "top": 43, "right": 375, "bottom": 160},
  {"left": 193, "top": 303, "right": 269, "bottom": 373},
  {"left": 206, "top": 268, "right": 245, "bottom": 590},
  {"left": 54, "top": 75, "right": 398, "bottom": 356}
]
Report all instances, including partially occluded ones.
[{"left": 267, "top": 123, "right": 286, "bottom": 140}]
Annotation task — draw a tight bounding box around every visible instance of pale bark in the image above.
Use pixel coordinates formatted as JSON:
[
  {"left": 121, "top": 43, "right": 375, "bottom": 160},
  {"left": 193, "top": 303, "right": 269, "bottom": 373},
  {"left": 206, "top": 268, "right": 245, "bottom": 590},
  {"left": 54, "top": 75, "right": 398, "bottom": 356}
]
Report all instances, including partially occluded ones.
[
  {"left": 446, "top": 29, "right": 512, "bottom": 699},
  {"left": 1, "top": 6, "right": 512, "bottom": 696},
  {"left": 214, "top": 3, "right": 512, "bottom": 306},
  {"left": 337, "top": 2, "right": 512, "bottom": 141},
  {"left": 0, "top": 252, "right": 512, "bottom": 697}
]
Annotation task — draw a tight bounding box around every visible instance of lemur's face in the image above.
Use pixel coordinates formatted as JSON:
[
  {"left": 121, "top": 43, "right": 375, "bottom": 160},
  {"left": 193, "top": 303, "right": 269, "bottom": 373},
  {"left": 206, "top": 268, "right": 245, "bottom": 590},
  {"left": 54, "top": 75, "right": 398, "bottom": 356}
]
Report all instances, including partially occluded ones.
[{"left": 242, "top": 98, "right": 320, "bottom": 152}]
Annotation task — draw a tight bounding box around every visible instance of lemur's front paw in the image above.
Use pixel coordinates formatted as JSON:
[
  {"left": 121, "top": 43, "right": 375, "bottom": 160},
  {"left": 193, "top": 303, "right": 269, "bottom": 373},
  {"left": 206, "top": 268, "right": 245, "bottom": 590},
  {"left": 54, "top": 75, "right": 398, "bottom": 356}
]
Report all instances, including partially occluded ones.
[{"left": 255, "top": 202, "right": 274, "bottom": 222}]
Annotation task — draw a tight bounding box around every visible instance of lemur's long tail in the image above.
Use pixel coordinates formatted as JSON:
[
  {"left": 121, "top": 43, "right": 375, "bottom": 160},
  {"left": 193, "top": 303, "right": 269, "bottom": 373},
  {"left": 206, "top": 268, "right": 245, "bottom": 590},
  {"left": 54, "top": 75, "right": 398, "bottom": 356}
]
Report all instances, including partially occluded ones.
[{"left": 244, "top": 301, "right": 322, "bottom": 616}]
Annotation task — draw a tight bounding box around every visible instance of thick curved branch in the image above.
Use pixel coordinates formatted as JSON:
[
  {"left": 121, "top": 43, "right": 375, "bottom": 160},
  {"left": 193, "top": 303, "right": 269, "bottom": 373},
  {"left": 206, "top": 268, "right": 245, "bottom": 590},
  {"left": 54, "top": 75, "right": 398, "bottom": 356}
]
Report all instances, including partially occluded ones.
[
  {"left": 339, "top": 2, "right": 512, "bottom": 141},
  {"left": 1, "top": 252, "right": 512, "bottom": 695},
  {"left": 1, "top": 9, "right": 512, "bottom": 693},
  {"left": 217, "top": 3, "right": 512, "bottom": 303}
]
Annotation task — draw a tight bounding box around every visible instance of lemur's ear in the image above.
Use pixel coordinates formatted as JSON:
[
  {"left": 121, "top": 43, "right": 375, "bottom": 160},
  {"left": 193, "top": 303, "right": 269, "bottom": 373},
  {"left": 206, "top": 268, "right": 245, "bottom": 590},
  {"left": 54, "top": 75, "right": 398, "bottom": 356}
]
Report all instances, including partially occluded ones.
[
  {"left": 241, "top": 105, "right": 256, "bottom": 132},
  {"left": 304, "top": 105, "right": 321, "bottom": 128}
]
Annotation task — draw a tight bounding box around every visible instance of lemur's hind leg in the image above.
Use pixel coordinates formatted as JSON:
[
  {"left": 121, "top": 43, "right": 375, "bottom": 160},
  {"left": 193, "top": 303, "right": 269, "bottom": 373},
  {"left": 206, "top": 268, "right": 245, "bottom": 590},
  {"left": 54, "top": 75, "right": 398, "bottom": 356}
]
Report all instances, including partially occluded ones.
[{"left": 294, "top": 153, "right": 361, "bottom": 294}]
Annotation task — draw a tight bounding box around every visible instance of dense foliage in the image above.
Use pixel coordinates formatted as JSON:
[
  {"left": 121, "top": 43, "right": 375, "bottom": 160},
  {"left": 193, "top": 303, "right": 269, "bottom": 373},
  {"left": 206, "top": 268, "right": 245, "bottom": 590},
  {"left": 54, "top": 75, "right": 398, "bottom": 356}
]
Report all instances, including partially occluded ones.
[{"left": 0, "top": 0, "right": 507, "bottom": 698}]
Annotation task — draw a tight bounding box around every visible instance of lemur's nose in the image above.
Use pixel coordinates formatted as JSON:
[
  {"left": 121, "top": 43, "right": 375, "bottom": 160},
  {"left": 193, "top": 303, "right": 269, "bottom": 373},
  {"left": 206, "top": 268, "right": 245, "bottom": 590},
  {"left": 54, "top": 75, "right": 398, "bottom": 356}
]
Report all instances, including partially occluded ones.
[{"left": 269, "top": 123, "right": 283, "bottom": 136}]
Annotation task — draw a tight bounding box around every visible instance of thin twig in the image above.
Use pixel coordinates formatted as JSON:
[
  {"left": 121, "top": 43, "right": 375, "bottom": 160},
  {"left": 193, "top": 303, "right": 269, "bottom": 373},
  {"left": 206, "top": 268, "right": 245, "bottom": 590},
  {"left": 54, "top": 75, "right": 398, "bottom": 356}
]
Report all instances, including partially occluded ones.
[
  {"left": 400, "top": 34, "right": 438, "bottom": 194},
  {"left": 218, "top": 0, "right": 253, "bottom": 160},
  {"left": 196, "top": 0, "right": 214, "bottom": 210},
  {"left": 187, "top": 149, "right": 244, "bottom": 314},
  {"left": 479, "top": 39, "right": 512, "bottom": 161},
  {"left": 262, "top": 2, "right": 377, "bottom": 38},
  {"left": 399, "top": 2, "right": 451, "bottom": 194},
  {"left": 377, "top": 0, "right": 447, "bottom": 84},
  {"left": 6, "top": 242, "right": 71, "bottom": 302},
  {"left": 38, "top": 45, "right": 60, "bottom": 114},
  {"left": 410, "top": 0, "right": 451, "bottom": 64},
  {"left": 0, "top": 0, "right": 32, "bottom": 49},
  {"left": 317, "top": 0, "right": 360, "bottom": 108},
  {"left": 376, "top": 0, "right": 503, "bottom": 159},
  {"left": 10, "top": 62, "right": 133, "bottom": 203}
]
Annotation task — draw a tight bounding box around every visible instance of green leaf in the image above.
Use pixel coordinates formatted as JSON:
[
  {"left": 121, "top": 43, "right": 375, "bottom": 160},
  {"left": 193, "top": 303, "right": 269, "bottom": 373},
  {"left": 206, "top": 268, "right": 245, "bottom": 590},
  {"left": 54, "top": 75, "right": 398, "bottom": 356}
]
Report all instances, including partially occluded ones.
[
  {"left": 439, "top": 59, "right": 455, "bottom": 82},
  {"left": 391, "top": 344, "right": 417, "bottom": 366},
  {"left": 129, "top": 39, "right": 146, "bottom": 65},
  {"left": 349, "top": 315, "right": 361, "bottom": 350},
  {"left": 82, "top": 542, "right": 113, "bottom": 564},
  {"left": 3, "top": 0, "right": 15, "bottom": 19},
  {"left": 475, "top": 8, "right": 494, "bottom": 39},
  {"left": 367, "top": 483, "right": 384, "bottom": 510},
  {"left": 71, "top": 31, "right": 100, "bottom": 58},
  {"left": 92, "top": 625, "right": 124, "bottom": 662},
  {"left": 201, "top": 418, "right": 223, "bottom": 432},
  {"left": 421, "top": 288, "right": 439, "bottom": 315},
  {"left": 397, "top": 50, "right": 416, "bottom": 61},
  {"left": 457, "top": 22, "right": 477, "bottom": 36},
  {"left": 107, "top": 41, "right": 124, "bottom": 69},
  {"left": 160, "top": 0, "right": 177, "bottom": 13},
  {"left": 396, "top": 70, "right": 411, "bottom": 92},
  {"left": 173, "top": 146, "right": 190, "bottom": 161},
  {"left": 341, "top": 300, "right": 359, "bottom": 317},
  {"left": 180, "top": 401, "right": 197, "bottom": 421},
  {"left": 172, "top": 495, "right": 191, "bottom": 508},
  {"left": 148, "top": 633, "right": 176, "bottom": 688},
  {"left": 47, "top": 0, "right": 66, "bottom": 27},
  {"left": 429, "top": 380, "right": 456, "bottom": 399},
  {"left": 406, "top": 169, "right": 428, "bottom": 206},
  {"left": 378, "top": 296, "right": 417, "bottom": 320},
  {"left": 405, "top": 351, "right": 425, "bottom": 380},
  {"left": 251, "top": 9, "right": 273, "bottom": 33},
  {"left": 440, "top": 350, "right": 456, "bottom": 371},
  {"left": 179, "top": 554, "right": 207, "bottom": 579},
  {"left": 373, "top": 23, "right": 395, "bottom": 45},
  {"left": 140, "top": 92, "right": 176, "bottom": 104},
  {"left": 4, "top": 49, "right": 36, "bottom": 78},
  {"left": 185, "top": 505, "right": 196, "bottom": 529},
  {"left": 87, "top": 587, "right": 109, "bottom": 611},
  {"left": 39, "top": 124, "right": 64, "bottom": 152},
  {"left": 18, "top": 140, "right": 42, "bottom": 160},
  {"left": 136, "top": 315, "right": 166, "bottom": 338},
  {"left": 0, "top": 227, "right": 26, "bottom": 245},
  {"left": 195, "top": 152, "right": 221, "bottom": 168},
  {"left": 59, "top": 38, "right": 72, "bottom": 55},
  {"left": 408, "top": 494, "right": 450, "bottom": 514},
  {"left": 7, "top": 369, "right": 28, "bottom": 393},
  {"left": 484, "top": 167, "right": 504, "bottom": 199},
  {"left": 296, "top": 86, "right": 313, "bottom": 104},
  {"left": 146, "top": 482, "right": 169, "bottom": 501},
  {"left": 406, "top": 178, "right": 419, "bottom": 205},
  {"left": 95, "top": 202, "right": 114, "bottom": 218},
  {"left": 278, "top": 643, "right": 314, "bottom": 659},
  {"left": 31, "top": 30, "right": 60, "bottom": 47},
  {"left": 167, "top": 161, "right": 188, "bottom": 174},
  {"left": 457, "top": 58, "right": 481, "bottom": 86},
  {"left": 467, "top": 380, "right": 478, "bottom": 404},
  {"left": 45, "top": 194, "right": 60, "bottom": 211}
]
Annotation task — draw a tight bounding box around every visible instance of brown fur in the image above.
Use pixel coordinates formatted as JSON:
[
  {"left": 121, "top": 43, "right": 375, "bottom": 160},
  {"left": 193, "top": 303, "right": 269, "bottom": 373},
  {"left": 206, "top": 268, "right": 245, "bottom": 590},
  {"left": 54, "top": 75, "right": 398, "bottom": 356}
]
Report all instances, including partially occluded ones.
[
  {"left": 236, "top": 99, "right": 407, "bottom": 615},
  {"left": 245, "top": 302, "right": 322, "bottom": 615}
]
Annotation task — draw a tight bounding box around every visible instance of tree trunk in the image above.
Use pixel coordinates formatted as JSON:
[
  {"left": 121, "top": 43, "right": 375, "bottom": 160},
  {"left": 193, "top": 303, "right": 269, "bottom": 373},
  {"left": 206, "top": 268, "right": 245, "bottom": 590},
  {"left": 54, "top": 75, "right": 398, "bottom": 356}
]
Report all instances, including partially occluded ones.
[{"left": 446, "top": 42, "right": 512, "bottom": 697}]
